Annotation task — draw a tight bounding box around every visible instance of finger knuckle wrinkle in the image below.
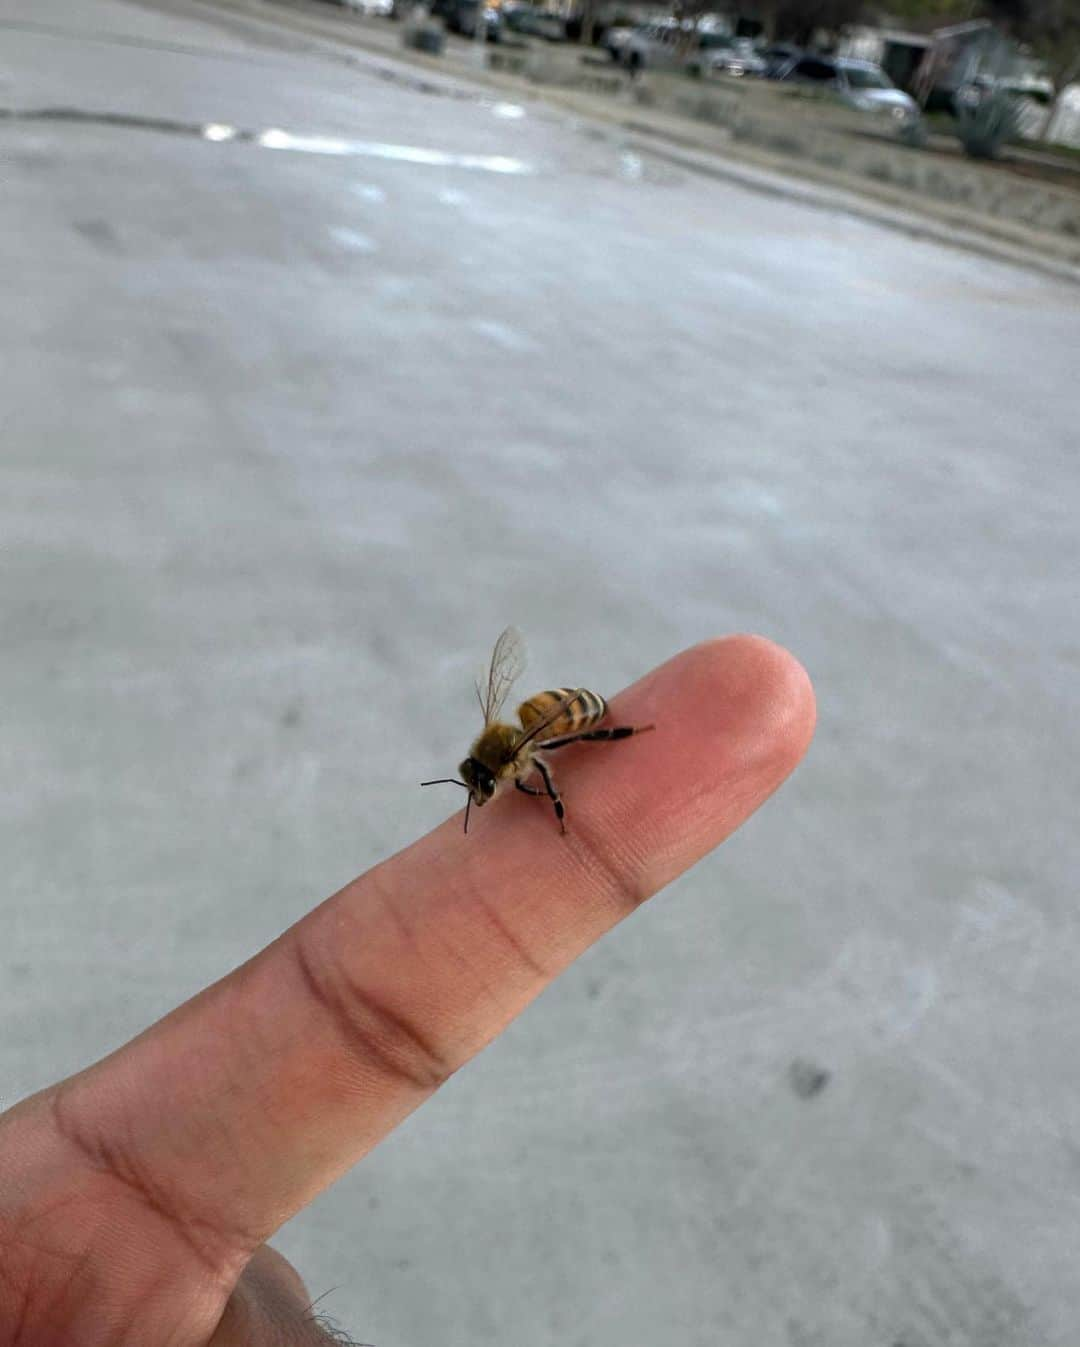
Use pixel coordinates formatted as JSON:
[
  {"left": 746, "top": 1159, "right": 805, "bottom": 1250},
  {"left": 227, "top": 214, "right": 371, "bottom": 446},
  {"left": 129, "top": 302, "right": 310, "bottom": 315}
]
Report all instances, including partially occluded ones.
[
  {"left": 291, "top": 937, "right": 453, "bottom": 1094},
  {"left": 467, "top": 895, "right": 551, "bottom": 983},
  {"left": 567, "top": 815, "right": 649, "bottom": 917},
  {"left": 47, "top": 1088, "right": 255, "bottom": 1278}
]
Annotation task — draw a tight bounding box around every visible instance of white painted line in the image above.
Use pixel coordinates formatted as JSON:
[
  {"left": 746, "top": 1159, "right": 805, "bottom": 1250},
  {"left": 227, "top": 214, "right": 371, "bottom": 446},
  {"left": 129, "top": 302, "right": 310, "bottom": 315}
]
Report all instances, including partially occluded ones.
[{"left": 256, "top": 128, "right": 533, "bottom": 175}]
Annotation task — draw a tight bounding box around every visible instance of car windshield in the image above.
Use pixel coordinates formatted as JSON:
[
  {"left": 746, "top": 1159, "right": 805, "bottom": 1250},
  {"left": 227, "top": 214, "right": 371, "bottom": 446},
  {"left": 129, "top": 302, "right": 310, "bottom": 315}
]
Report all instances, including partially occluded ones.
[
  {"left": 842, "top": 65, "right": 892, "bottom": 90},
  {"left": 793, "top": 59, "right": 835, "bottom": 81}
]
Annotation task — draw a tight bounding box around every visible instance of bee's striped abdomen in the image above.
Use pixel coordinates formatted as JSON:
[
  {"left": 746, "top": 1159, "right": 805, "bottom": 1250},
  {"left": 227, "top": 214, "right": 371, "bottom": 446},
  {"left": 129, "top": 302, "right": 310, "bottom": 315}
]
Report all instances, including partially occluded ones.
[{"left": 517, "top": 687, "right": 607, "bottom": 740}]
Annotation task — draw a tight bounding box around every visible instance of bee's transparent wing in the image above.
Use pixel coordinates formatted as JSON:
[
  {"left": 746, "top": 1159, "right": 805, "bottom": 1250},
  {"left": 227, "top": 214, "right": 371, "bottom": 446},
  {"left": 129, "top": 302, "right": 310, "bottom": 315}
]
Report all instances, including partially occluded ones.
[
  {"left": 476, "top": 626, "right": 527, "bottom": 726},
  {"left": 508, "top": 687, "right": 584, "bottom": 757}
]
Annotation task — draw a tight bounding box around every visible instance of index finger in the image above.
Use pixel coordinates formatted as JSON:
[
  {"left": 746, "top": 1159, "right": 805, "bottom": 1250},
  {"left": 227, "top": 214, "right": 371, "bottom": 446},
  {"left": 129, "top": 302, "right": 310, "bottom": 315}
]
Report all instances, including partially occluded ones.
[{"left": 17, "top": 637, "right": 814, "bottom": 1271}]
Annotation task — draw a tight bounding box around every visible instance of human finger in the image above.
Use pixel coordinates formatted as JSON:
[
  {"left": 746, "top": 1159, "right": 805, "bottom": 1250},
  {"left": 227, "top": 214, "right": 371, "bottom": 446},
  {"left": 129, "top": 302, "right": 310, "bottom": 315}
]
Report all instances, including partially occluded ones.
[{"left": 18, "top": 636, "right": 814, "bottom": 1296}]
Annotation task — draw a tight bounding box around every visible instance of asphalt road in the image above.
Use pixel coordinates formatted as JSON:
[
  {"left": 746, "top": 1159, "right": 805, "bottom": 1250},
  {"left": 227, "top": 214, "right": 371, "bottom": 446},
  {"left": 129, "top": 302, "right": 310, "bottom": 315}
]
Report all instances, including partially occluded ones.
[{"left": 3, "top": 2, "right": 1079, "bottom": 1344}]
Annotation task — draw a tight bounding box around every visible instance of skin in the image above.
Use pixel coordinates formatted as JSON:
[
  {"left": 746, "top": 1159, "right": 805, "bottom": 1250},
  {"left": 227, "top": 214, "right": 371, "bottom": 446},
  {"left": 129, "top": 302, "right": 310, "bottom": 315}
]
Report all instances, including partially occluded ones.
[{"left": 0, "top": 636, "right": 815, "bottom": 1346}]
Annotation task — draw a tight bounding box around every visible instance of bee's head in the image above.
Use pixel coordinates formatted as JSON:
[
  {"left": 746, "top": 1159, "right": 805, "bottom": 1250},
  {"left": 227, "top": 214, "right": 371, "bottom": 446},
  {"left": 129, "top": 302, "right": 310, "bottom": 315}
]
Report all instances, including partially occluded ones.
[
  {"left": 459, "top": 757, "right": 497, "bottom": 806},
  {"left": 420, "top": 759, "right": 497, "bottom": 834}
]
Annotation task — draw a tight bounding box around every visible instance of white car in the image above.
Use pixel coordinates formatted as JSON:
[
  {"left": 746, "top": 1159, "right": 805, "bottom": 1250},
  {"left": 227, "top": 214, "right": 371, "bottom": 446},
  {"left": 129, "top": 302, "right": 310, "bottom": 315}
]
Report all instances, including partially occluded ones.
[
  {"left": 696, "top": 35, "right": 768, "bottom": 79},
  {"left": 614, "top": 22, "right": 699, "bottom": 73},
  {"left": 780, "top": 55, "right": 922, "bottom": 130}
]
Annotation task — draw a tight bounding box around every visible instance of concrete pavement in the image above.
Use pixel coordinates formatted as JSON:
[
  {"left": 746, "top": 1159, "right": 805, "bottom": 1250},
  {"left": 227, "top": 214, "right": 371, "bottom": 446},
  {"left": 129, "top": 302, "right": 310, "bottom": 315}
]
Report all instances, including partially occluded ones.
[
  {"left": 2, "top": 2, "right": 1079, "bottom": 1344},
  {"left": 128, "top": 0, "right": 1080, "bottom": 282}
]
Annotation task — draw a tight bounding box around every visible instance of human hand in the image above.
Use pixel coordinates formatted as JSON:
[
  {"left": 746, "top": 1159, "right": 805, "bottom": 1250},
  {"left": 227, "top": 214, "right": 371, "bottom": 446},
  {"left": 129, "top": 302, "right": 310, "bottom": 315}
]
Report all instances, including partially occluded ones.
[{"left": 0, "top": 637, "right": 814, "bottom": 1346}]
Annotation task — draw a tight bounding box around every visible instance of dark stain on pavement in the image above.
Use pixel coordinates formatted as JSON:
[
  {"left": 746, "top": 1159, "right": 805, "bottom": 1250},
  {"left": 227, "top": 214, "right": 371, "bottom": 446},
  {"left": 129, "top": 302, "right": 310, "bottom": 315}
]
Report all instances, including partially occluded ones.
[
  {"left": 789, "top": 1058, "right": 831, "bottom": 1099},
  {"left": 72, "top": 216, "right": 123, "bottom": 253}
]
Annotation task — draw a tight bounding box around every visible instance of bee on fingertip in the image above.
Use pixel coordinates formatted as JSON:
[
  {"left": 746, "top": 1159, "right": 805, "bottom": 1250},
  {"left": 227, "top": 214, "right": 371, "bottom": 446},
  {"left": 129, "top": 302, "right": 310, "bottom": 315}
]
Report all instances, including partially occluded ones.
[{"left": 422, "top": 627, "right": 654, "bottom": 834}]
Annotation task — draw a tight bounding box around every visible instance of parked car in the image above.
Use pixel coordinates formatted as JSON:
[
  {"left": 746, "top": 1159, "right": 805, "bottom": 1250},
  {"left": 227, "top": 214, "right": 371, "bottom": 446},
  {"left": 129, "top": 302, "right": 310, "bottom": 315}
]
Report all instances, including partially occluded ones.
[
  {"left": 778, "top": 54, "right": 922, "bottom": 130},
  {"left": 695, "top": 35, "right": 768, "bottom": 79},
  {"left": 502, "top": 3, "right": 566, "bottom": 40},
  {"left": 760, "top": 42, "right": 802, "bottom": 78},
  {"left": 430, "top": 0, "right": 501, "bottom": 39},
  {"left": 614, "top": 23, "right": 767, "bottom": 78},
  {"left": 618, "top": 22, "right": 715, "bottom": 73}
]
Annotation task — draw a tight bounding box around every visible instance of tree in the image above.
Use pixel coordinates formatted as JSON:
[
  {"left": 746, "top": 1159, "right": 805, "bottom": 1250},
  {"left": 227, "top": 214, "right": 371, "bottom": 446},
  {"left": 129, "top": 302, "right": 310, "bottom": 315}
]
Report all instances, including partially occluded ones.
[
  {"left": 874, "top": 0, "right": 977, "bottom": 24},
  {"left": 670, "top": 0, "right": 715, "bottom": 50},
  {"left": 983, "top": 0, "right": 1080, "bottom": 84},
  {"left": 766, "top": 0, "right": 870, "bottom": 44},
  {"left": 578, "top": 0, "right": 599, "bottom": 46}
]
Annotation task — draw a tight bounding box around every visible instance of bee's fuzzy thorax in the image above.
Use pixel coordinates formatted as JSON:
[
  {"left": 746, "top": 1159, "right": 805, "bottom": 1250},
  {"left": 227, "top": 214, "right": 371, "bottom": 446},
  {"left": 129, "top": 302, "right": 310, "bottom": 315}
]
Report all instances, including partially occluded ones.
[{"left": 470, "top": 722, "right": 521, "bottom": 773}]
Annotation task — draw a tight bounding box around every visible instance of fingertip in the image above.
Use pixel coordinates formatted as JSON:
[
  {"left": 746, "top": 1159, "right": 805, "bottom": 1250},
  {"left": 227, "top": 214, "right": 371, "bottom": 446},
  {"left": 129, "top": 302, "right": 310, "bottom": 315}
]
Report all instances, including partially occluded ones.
[
  {"left": 707, "top": 633, "right": 817, "bottom": 770},
  {"left": 625, "top": 633, "right": 815, "bottom": 774},
  {"left": 585, "top": 634, "right": 814, "bottom": 898}
]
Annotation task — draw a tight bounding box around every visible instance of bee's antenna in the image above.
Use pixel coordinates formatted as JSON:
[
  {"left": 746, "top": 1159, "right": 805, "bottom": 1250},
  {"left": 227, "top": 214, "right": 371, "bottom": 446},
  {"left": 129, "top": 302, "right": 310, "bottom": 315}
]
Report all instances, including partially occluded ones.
[
  {"left": 420, "top": 778, "right": 468, "bottom": 788},
  {"left": 464, "top": 793, "right": 472, "bottom": 835}
]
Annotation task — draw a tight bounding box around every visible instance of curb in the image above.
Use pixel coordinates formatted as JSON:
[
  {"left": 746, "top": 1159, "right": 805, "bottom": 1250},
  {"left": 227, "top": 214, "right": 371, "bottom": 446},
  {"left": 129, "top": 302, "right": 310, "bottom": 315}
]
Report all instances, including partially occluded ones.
[{"left": 610, "top": 125, "right": 1080, "bottom": 287}]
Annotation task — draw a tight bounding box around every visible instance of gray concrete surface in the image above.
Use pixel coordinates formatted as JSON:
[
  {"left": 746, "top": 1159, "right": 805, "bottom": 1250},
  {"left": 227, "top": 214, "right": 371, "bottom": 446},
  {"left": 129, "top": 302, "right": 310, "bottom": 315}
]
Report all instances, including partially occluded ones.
[
  {"left": 131, "top": 0, "right": 1080, "bottom": 280},
  {"left": 2, "top": 2, "right": 1079, "bottom": 1344}
]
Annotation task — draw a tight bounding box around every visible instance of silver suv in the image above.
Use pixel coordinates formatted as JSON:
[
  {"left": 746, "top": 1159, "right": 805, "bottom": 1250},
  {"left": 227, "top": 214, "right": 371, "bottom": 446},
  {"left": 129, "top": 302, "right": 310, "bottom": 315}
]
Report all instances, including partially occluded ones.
[
  {"left": 779, "top": 55, "right": 922, "bottom": 128},
  {"left": 616, "top": 23, "right": 762, "bottom": 76}
]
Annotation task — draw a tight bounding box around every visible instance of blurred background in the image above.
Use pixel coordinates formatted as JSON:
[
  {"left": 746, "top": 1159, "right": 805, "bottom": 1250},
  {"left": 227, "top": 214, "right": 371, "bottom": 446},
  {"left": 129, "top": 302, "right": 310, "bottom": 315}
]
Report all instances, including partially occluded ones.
[{"left": 2, "top": 0, "right": 1078, "bottom": 1344}]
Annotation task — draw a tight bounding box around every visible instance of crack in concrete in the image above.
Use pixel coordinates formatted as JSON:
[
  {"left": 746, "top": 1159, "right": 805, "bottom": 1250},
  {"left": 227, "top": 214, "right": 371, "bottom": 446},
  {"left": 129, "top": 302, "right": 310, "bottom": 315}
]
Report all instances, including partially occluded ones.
[{"left": 0, "top": 105, "right": 535, "bottom": 174}]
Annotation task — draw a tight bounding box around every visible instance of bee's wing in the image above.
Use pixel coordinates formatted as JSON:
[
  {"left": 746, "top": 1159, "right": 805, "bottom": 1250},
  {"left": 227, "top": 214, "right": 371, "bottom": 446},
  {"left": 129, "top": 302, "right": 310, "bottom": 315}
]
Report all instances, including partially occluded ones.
[
  {"left": 506, "top": 687, "right": 584, "bottom": 758},
  {"left": 477, "top": 626, "right": 527, "bottom": 726}
]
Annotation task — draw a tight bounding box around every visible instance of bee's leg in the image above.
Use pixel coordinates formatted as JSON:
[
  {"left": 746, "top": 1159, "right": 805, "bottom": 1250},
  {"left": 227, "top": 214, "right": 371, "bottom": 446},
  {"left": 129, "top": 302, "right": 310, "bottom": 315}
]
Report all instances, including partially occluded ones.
[
  {"left": 537, "top": 724, "right": 655, "bottom": 750},
  {"left": 533, "top": 758, "right": 566, "bottom": 834},
  {"left": 514, "top": 779, "right": 544, "bottom": 797}
]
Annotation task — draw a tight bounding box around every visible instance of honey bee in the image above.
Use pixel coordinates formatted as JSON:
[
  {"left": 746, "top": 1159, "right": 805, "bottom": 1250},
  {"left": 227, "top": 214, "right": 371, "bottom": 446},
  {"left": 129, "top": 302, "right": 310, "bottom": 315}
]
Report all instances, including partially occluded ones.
[{"left": 422, "top": 627, "right": 654, "bottom": 834}]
